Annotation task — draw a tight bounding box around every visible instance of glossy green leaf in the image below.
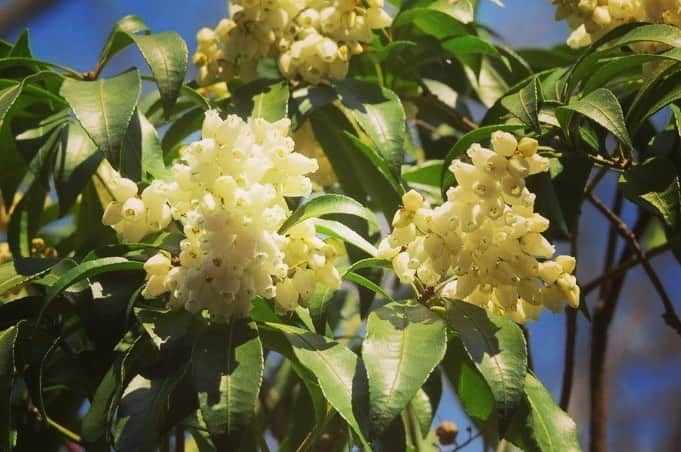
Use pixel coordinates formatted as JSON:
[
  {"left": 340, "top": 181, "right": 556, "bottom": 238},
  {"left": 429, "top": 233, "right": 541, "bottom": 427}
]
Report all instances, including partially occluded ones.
[
  {"left": 192, "top": 321, "right": 264, "bottom": 446},
  {"left": 362, "top": 300, "right": 447, "bottom": 434},
  {"left": 0, "top": 83, "right": 21, "bottom": 123},
  {"left": 446, "top": 300, "right": 527, "bottom": 430},
  {"left": 45, "top": 257, "right": 144, "bottom": 303},
  {"left": 279, "top": 194, "right": 377, "bottom": 233},
  {"left": 263, "top": 322, "right": 370, "bottom": 447},
  {"left": 223, "top": 79, "right": 289, "bottom": 122},
  {"left": 82, "top": 335, "right": 155, "bottom": 443},
  {"left": 619, "top": 157, "right": 681, "bottom": 231},
  {"left": 333, "top": 79, "right": 406, "bottom": 180},
  {"left": 506, "top": 373, "right": 581, "bottom": 452},
  {"left": 132, "top": 33, "right": 188, "bottom": 117},
  {"left": 60, "top": 69, "right": 141, "bottom": 169},
  {"left": 501, "top": 77, "right": 541, "bottom": 132},
  {"left": 114, "top": 369, "right": 187, "bottom": 452},
  {"left": 122, "top": 110, "right": 170, "bottom": 182},
  {"left": 314, "top": 218, "right": 377, "bottom": 257},
  {"left": 134, "top": 307, "right": 194, "bottom": 352},
  {"left": 0, "top": 324, "right": 20, "bottom": 452},
  {"left": 557, "top": 88, "right": 633, "bottom": 152},
  {"left": 54, "top": 120, "right": 101, "bottom": 214}
]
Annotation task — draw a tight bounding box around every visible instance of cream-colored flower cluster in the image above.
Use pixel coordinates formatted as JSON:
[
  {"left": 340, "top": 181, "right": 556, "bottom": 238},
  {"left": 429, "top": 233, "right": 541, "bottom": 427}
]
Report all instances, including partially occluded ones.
[
  {"left": 193, "top": 0, "right": 392, "bottom": 85},
  {"left": 293, "top": 121, "right": 337, "bottom": 187},
  {"left": 378, "top": 132, "right": 580, "bottom": 322},
  {"left": 102, "top": 111, "right": 342, "bottom": 322},
  {"left": 100, "top": 163, "right": 172, "bottom": 243},
  {"left": 553, "top": 0, "right": 681, "bottom": 48}
]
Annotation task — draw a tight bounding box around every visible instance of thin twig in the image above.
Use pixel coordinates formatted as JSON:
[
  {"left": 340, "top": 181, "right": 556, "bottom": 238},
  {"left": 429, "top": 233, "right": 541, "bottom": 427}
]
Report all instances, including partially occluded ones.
[
  {"left": 587, "top": 194, "right": 681, "bottom": 334},
  {"left": 520, "top": 325, "right": 533, "bottom": 372},
  {"left": 582, "top": 240, "right": 676, "bottom": 295},
  {"left": 589, "top": 213, "right": 648, "bottom": 452}
]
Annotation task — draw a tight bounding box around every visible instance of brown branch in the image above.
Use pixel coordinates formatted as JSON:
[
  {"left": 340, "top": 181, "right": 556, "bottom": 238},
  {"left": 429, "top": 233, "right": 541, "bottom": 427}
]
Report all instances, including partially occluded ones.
[
  {"left": 0, "top": 0, "right": 60, "bottom": 35},
  {"left": 582, "top": 240, "right": 676, "bottom": 295},
  {"left": 418, "top": 84, "right": 479, "bottom": 132},
  {"left": 587, "top": 194, "right": 681, "bottom": 335},
  {"left": 589, "top": 213, "right": 648, "bottom": 452}
]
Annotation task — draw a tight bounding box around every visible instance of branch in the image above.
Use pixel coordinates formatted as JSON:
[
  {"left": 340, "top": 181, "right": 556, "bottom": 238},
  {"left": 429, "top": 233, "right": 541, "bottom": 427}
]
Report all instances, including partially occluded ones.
[
  {"left": 418, "top": 84, "right": 479, "bottom": 132},
  {"left": 589, "top": 213, "right": 648, "bottom": 452},
  {"left": 587, "top": 194, "right": 681, "bottom": 335},
  {"left": 582, "top": 240, "right": 677, "bottom": 295}
]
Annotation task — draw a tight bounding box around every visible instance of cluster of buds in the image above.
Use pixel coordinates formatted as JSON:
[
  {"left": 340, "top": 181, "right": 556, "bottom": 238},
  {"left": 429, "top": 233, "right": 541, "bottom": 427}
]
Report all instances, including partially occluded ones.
[
  {"left": 378, "top": 132, "right": 580, "bottom": 322},
  {"left": 193, "top": 0, "right": 392, "bottom": 85},
  {"left": 292, "top": 120, "right": 336, "bottom": 187},
  {"left": 553, "top": 0, "right": 681, "bottom": 48},
  {"left": 99, "top": 163, "right": 172, "bottom": 243},
  {"left": 102, "top": 111, "right": 341, "bottom": 322}
]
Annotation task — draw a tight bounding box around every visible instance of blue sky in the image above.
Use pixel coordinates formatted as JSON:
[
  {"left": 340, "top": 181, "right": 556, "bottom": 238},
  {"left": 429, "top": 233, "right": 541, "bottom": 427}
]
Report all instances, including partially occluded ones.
[{"left": 3, "top": 1, "right": 680, "bottom": 450}]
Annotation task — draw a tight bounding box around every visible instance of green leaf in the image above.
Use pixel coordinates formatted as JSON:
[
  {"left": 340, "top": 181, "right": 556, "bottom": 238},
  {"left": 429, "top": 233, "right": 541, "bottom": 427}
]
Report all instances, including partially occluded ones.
[
  {"left": 114, "top": 369, "right": 187, "bottom": 452},
  {"left": 332, "top": 79, "right": 406, "bottom": 181},
  {"left": 314, "top": 218, "right": 377, "bottom": 257},
  {"left": 606, "top": 23, "right": 681, "bottom": 49},
  {"left": 446, "top": 300, "right": 527, "bottom": 430},
  {"left": 394, "top": 8, "right": 469, "bottom": 40},
  {"left": 45, "top": 257, "right": 144, "bottom": 304},
  {"left": 263, "top": 322, "right": 370, "bottom": 447},
  {"left": 122, "top": 110, "right": 170, "bottom": 182},
  {"left": 501, "top": 77, "right": 541, "bottom": 132},
  {"left": 60, "top": 69, "right": 141, "bottom": 170},
  {"left": 619, "top": 157, "right": 681, "bottom": 231},
  {"left": 557, "top": 88, "right": 633, "bottom": 152},
  {"left": 442, "top": 35, "right": 500, "bottom": 58},
  {"left": 223, "top": 79, "right": 289, "bottom": 122},
  {"left": 345, "top": 271, "right": 393, "bottom": 301},
  {"left": 506, "top": 373, "right": 581, "bottom": 452},
  {"left": 442, "top": 338, "right": 496, "bottom": 424},
  {"left": 0, "top": 83, "right": 21, "bottom": 123},
  {"left": 0, "top": 260, "right": 53, "bottom": 299},
  {"left": 54, "top": 121, "right": 102, "bottom": 214},
  {"left": 132, "top": 33, "right": 188, "bottom": 118},
  {"left": 279, "top": 194, "right": 377, "bottom": 233},
  {"left": 310, "top": 104, "right": 402, "bottom": 218},
  {"left": 362, "top": 301, "right": 447, "bottom": 434},
  {"left": 134, "top": 307, "right": 194, "bottom": 352},
  {"left": 344, "top": 131, "right": 404, "bottom": 196},
  {"left": 192, "top": 321, "right": 264, "bottom": 446},
  {"left": 441, "top": 124, "right": 525, "bottom": 192},
  {"left": 99, "top": 15, "right": 150, "bottom": 65},
  {"left": 82, "top": 335, "right": 155, "bottom": 443},
  {"left": 0, "top": 324, "right": 20, "bottom": 452}
]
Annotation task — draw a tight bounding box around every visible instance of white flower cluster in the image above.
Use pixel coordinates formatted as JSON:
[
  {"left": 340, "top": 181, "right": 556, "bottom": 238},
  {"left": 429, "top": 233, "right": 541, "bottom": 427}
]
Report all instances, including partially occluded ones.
[
  {"left": 293, "top": 120, "right": 337, "bottom": 187},
  {"left": 100, "top": 163, "right": 172, "bottom": 243},
  {"left": 378, "top": 132, "right": 580, "bottom": 322},
  {"left": 101, "top": 111, "right": 342, "bottom": 322},
  {"left": 193, "top": 0, "right": 392, "bottom": 85},
  {"left": 553, "top": 0, "right": 681, "bottom": 48}
]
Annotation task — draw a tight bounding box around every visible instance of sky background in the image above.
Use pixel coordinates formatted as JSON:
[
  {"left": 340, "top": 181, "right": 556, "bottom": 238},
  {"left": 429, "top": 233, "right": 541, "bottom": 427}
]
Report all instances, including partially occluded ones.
[{"left": 2, "top": 1, "right": 681, "bottom": 450}]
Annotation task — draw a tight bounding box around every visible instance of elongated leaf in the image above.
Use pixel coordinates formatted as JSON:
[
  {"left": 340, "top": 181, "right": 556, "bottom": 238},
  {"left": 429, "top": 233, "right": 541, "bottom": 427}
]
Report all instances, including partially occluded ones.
[
  {"left": 311, "top": 105, "right": 402, "bottom": 217},
  {"left": 501, "top": 77, "right": 541, "bottom": 132},
  {"left": 45, "top": 257, "right": 144, "bottom": 303},
  {"left": 0, "top": 83, "right": 21, "bottom": 123},
  {"left": 314, "top": 218, "right": 377, "bottom": 257},
  {"left": 619, "top": 157, "right": 681, "bottom": 231},
  {"left": 82, "top": 335, "right": 155, "bottom": 442},
  {"left": 362, "top": 301, "right": 447, "bottom": 434},
  {"left": 333, "top": 79, "right": 405, "bottom": 181},
  {"left": 60, "top": 69, "right": 141, "bottom": 168},
  {"left": 279, "top": 194, "right": 377, "bottom": 233},
  {"left": 123, "top": 110, "right": 170, "bottom": 182},
  {"left": 133, "top": 33, "right": 188, "bottom": 117},
  {"left": 192, "top": 321, "right": 264, "bottom": 446},
  {"left": 263, "top": 322, "right": 370, "bottom": 447},
  {"left": 506, "top": 373, "right": 581, "bottom": 452},
  {"left": 114, "top": 369, "right": 187, "bottom": 452},
  {"left": 55, "top": 120, "right": 101, "bottom": 214},
  {"left": 557, "top": 88, "right": 633, "bottom": 151},
  {"left": 441, "top": 124, "right": 525, "bottom": 192},
  {"left": 446, "top": 300, "right": 527, "bottom": 430},
  {"left": 345, "top": 271, "right": 393, "bottom": 301},
  {"left": 99, "top": 15, "right": 150, "bottom": 65},
  {"left": 223, "top": 79, "right": 289, "bottom": 122},
  {"left": 0, "top": 324, "right": 20, "bottom": 451},
  {"left": 135, "top": 307, "right": 194, "bottom": 352}
]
